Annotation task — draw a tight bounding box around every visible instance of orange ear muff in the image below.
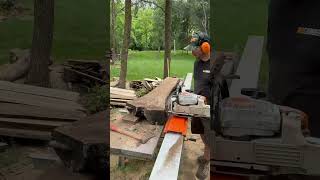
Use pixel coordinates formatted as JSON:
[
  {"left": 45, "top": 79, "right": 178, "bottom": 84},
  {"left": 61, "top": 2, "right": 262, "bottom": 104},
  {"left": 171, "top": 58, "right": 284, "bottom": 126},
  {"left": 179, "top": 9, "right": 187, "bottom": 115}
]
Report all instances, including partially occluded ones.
[{"left": 201, "top": 42, "right": 211, "bottom": 54}]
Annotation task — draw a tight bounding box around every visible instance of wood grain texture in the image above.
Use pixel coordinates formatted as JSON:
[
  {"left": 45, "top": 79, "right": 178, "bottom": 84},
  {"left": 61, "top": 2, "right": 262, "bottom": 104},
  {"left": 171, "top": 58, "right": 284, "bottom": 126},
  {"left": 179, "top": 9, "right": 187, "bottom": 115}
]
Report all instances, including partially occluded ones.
[
  {"left": 0, "top": 80, "right": 80, "bottom": 101},
  {"left": 126, "top": 77, "right": 179, "bottom": 124}
]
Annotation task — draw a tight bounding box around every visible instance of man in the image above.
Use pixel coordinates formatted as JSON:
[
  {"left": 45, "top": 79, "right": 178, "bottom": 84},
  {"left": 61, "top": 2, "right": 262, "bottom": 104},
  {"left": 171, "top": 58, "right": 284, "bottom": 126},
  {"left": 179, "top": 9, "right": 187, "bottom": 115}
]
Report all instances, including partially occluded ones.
[
  {"left": 267, "top": 1, "right": 320, "bottom": 138},
  {"left": 184, "top": 32, "right": 212, "bottom": 179}
]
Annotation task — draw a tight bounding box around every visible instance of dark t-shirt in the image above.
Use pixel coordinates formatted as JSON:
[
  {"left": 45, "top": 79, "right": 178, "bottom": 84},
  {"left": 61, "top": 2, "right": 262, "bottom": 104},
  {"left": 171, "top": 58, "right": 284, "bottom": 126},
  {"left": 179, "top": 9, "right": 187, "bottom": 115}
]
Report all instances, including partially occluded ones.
[
  {"left": 267, "top": 0, "right": 320, "bottom": 103},
  {"left": 193, "top": 59, "right": 212, "bottom": 101}
]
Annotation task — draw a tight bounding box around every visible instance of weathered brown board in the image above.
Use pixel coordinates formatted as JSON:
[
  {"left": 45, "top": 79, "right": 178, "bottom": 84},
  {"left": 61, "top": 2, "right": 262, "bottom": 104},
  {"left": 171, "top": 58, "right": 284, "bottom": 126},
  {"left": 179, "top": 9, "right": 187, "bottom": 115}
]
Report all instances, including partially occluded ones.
[
  {"left": 110, "top": 87, "right": 135, "bottom": 95},
  {"left": 0, "top": 80, "right": 80, "bottom": 101},
  {"left": 0, "top": 103, "right": 85, "bottom": 121},
  {"left": 110, "top": 118, "right": 163, "bottom": 160},
  {"left": 110, "top": 102, "right": 126, "bottom": 106},
  {"left": 110, "top": 94, "right": 136, "bottom": 100},
  {"left": 0, "top": 127, "right": 51, "bottom": 140},
  {"left": 126, "top": 77, "right": 180, "bottom": 124},
  {"left": 52, "top": 110, "right": 108, "bottom": 176},
  {"left": 0, "top": 90, "right": 85, "bottom": 112}
]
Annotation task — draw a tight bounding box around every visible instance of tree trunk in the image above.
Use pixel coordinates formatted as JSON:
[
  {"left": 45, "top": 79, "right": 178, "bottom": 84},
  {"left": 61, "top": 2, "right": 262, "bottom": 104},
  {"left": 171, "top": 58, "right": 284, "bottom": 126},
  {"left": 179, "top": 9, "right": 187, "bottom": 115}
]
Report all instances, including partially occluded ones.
[
  {"left": 111, "top": 0, "right": 117, "bottom": 54},
  {"left": 26, "top": 0, "right": 54, "bottom": 87},
  {"left": 163, "top": 0, "right": 172, "bottom": 78},
  {"left": 118, "top": 0, "right": 132, "bottom": 89}
]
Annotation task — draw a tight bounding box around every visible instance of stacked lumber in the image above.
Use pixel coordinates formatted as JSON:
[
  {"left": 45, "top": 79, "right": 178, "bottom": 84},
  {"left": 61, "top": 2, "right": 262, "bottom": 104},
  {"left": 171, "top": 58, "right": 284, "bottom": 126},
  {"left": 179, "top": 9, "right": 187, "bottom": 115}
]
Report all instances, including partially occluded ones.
[
  {"left": 0, "top": 80, "right": 86, "bottom": 140},
  {"left": 63, "top": 60, "right": 107, "bottom": 87},
  {"left": 110, "top": 87, "right": 137, "bottom": 107},
  {"left": 130, "top": 77, "right": 162, "bottom": 91}
]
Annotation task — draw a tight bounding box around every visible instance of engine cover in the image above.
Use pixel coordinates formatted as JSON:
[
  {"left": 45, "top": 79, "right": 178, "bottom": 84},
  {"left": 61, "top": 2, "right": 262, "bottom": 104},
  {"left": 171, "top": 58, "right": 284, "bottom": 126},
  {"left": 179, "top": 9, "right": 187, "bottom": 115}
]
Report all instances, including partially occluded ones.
[{"left": 220, "top": 97, "right": 281, "bottom": 137}]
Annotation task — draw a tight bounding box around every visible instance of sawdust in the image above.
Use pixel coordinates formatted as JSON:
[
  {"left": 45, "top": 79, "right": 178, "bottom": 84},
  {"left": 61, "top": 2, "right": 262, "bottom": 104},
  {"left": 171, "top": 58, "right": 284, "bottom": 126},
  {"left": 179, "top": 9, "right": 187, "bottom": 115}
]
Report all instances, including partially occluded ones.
[{"left": 163, "top": 135, "right": 183, "bottom": 168}]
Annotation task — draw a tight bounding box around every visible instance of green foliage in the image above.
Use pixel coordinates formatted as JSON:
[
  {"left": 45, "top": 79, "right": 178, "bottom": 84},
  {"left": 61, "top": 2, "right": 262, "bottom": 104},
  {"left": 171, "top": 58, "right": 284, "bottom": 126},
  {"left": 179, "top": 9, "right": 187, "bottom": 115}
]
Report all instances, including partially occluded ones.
[
  {"left": 84, "top": 86, "right": 108, "bottom": 114},
  {"left": 0, "top": 0, "right": 15, "bottom": 11},
  {"left": 135, "top": 87, "right": 148, "bottom": 97},
  {"left": 113, "top": 0, "right": 209, "bottom": 51}
]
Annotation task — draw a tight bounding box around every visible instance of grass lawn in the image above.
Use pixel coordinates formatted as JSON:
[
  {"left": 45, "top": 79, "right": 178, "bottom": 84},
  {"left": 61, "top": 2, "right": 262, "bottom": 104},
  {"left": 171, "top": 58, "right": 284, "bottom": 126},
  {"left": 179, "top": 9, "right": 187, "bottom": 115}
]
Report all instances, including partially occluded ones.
[
  {"left": 111, "top": 50, "right": 195, "bottom": 81},
  {"left": 0, "top": 0, "right": 106, "bottom": 64}
]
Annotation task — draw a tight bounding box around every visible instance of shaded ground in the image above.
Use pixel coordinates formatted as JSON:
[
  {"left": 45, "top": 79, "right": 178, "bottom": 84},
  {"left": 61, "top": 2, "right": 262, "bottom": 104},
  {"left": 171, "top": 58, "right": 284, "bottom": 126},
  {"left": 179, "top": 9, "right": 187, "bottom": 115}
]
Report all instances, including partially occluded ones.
[{"left": 110, "top": 107, "right": 209, "bottom": 180}]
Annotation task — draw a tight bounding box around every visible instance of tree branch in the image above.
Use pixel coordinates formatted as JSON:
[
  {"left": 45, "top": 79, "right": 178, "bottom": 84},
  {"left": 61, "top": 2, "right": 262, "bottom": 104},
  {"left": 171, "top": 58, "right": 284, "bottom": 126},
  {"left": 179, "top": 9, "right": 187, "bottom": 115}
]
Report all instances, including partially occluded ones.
[{"left": 139, "top": 0, "right": 164, "bottom": 12}]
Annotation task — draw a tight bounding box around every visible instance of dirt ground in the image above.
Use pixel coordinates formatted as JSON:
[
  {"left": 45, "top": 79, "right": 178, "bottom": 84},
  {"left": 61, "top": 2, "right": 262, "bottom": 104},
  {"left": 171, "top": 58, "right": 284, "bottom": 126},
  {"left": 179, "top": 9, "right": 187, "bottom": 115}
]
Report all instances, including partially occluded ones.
[
  {"left": 0, "top": 142, "right": 58, "bottom": 180},
  {"left": 110, "top": 107, "right": 209, "bottom": 180}
]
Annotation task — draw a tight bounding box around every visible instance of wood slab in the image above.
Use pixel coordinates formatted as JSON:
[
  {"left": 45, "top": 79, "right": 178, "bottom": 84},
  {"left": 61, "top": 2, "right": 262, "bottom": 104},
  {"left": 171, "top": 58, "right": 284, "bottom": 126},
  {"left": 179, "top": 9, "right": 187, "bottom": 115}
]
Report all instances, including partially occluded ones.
[
  {"left": 0, "top": 80, "right": 80, "bottom": 101},
  {"left": 0, "top": 102, "right": 86, "bottom": 121},
  {"left": 0, "top": 127, "right": 51, "bottom": 140},
  {"left": 110, "top": 116, "right": 163, "bottom": 160},
  {"left": 126, "top": 77, "right": 180, "bottom": 124},
  {"left": 52, "top": 110, "right": 108, "bottom": 175}
]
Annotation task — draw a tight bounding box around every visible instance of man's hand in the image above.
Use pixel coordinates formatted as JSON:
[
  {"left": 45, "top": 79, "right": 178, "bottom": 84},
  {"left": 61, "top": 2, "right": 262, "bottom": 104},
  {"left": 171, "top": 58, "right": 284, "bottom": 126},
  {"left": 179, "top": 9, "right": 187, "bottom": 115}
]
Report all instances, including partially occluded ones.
[{"left": 199, "top": 95, "right": 207, "bottom": 104}]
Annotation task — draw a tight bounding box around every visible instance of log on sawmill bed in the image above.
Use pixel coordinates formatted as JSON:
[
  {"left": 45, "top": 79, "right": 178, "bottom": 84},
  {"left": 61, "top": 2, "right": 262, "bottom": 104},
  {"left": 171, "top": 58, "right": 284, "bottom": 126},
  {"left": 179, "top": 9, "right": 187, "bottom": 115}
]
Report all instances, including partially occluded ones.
[
  {"left": 126, "top": 77, "right": 180, "bottom": 124},
  {"left": 51, "top": 110, "right": 108, "bottom": 178},
  {"left": 0, "top": 80, "right": 86, "bottom": 140}
]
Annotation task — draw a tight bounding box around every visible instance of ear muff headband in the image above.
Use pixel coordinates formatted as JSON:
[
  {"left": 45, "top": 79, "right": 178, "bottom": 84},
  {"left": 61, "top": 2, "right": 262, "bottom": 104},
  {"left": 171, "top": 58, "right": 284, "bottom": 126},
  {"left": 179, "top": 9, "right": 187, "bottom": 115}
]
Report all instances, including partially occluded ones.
[{"left": 196, "top": 32, "right": 211, "bottom": 54}]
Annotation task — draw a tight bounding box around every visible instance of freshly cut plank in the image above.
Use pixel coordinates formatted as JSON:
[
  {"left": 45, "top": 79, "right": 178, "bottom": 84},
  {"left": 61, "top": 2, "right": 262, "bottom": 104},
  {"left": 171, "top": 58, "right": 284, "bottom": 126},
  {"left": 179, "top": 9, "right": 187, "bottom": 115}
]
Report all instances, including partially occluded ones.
[
  {"left": 110, "top": 118, "right": 163, "bottom": 160},
  {"left": 0, "top": 80, "right": 79, "bottom": 101},
  {"left": 0, "top": 127, "right": 51, "bottom": 140},
  {"left": 0, "top": 103, "right": 85, "bottom": 121},
  {"left": 0, "top": 90, "right": 85, "bottom": 112},
  {"left": 126, "top": 77, "right": 180, "bottom": 124}
]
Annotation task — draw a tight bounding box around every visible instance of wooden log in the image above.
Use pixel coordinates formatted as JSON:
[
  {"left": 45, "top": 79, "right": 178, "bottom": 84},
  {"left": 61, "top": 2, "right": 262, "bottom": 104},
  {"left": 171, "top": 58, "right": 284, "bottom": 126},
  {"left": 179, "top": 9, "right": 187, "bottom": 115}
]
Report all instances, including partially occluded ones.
[
  {"left": 0, "top": 54, "right": 30, "bottom": 81},
  {"left": 0, "top": 80, "right": 80, "bottom": 101},
  {"left": 126, "top": 77, "right": 180, "bottom": 124}
]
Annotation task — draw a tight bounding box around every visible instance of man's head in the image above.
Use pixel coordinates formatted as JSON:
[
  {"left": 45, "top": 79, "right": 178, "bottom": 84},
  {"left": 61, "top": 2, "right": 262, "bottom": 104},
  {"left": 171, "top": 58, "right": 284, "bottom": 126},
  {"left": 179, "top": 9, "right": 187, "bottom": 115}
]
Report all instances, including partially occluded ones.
[{"left": 184, "top": 32, "right": 211, "bottom": 60}]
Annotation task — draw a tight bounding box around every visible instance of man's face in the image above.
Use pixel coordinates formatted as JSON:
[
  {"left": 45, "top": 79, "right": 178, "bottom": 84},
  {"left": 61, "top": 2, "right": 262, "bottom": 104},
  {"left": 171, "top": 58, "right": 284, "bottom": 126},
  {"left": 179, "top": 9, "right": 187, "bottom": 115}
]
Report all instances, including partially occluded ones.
[{"left": 192, "top": 47, "right": 202, "bottom": 57}]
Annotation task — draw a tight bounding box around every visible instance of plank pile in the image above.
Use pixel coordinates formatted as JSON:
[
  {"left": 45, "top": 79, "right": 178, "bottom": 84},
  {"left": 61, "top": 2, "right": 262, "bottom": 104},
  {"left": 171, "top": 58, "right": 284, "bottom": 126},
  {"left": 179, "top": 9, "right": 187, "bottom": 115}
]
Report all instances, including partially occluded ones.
[
  {"left": 63, "top": 60, "right": 107, "bottom": 87},
  {"left": 130, "top": 78, "right": 162, "bottom": 91},
  {"left": 110, "top": 87, "right": 137, "bottom": 107},
  {"left": 0, "top": 80, "right": 86, "bottom": 140}
]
